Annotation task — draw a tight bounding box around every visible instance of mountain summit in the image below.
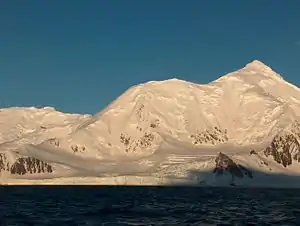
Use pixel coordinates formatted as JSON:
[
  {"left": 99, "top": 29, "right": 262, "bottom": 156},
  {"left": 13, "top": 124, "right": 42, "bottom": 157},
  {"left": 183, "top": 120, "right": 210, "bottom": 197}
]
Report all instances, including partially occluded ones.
[
  {"left": 1, "top": 60, "right": 300, "bottom": 187},
  {"left": 245, "top": 60, "right": 273, "bottom": 70},
  {"left": 242, "top": 60, "right": 283, "bottom": 79}
]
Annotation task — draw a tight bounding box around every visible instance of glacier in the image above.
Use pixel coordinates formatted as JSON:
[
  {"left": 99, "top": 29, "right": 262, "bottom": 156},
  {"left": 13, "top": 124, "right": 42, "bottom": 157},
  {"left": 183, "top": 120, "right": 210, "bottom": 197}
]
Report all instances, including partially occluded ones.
[{"left": 1, "top": 59, "right": 300, "bottom": 187}]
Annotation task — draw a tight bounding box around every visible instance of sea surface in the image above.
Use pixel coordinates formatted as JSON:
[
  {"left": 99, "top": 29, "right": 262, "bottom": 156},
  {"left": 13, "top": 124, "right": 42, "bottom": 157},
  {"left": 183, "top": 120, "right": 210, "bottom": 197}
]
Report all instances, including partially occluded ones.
[{"left": 0, "top": 186, "right": 300, "bottom": 225}]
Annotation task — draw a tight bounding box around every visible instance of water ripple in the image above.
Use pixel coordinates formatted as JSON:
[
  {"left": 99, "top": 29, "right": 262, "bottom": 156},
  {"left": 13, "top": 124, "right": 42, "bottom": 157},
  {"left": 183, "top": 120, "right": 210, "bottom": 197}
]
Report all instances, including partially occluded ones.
[{"left": 1, "top": 186, "right": 300, "bottom": 225}]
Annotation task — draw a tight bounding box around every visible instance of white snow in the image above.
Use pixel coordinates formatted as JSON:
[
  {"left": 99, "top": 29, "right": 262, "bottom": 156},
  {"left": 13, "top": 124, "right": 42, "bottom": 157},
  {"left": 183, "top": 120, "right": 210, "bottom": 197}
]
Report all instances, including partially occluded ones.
[{"left": 1, "top": 59, "right": 300, "bottom": 187}]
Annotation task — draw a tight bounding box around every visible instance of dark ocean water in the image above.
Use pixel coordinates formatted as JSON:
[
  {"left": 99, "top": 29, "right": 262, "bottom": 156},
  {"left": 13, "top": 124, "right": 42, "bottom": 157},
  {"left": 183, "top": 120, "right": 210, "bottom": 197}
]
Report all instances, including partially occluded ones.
[{"left": 0, "top": 186, "right": 300, "bottom": 225}]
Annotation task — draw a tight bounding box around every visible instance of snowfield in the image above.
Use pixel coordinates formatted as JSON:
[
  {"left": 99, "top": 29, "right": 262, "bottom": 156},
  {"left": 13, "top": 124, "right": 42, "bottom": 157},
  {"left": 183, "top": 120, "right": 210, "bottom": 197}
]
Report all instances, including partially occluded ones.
[{"left": 1, "top": 60, "right": 300, "bottom": 187}]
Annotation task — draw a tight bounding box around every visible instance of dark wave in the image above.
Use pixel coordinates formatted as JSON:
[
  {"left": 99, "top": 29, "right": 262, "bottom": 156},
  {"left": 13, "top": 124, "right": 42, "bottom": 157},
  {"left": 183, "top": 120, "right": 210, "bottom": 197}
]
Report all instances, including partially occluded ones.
[{"left": 0, "top": 186, "right": 300, "bottom": 225}]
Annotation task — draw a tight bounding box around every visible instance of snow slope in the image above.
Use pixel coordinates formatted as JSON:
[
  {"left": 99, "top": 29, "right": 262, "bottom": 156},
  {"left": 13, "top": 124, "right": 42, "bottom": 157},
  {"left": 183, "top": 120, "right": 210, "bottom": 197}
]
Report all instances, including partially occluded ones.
[{"left": 1, "top": 60, "right": 300, "bottom": 187}]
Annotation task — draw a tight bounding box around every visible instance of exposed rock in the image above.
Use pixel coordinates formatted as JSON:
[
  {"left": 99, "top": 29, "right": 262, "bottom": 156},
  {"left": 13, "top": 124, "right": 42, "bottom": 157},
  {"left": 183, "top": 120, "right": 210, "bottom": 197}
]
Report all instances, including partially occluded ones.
[
  {"left": 190, "top": 126, "right": 228, "bottom": 145},
  {"left": 136, "top": 126, "right": 143, "bottom": 132},
  {"left": 1, "top": 152, "right": 53, "bottom": 176},
  {"left": 10, "top": 157, "right": 53, "bottom": 175},
  {"left": 48, "top": 138, "right": 60, "bottom": 147},
  {"left": 71, "top": 145, "right": 86, "bottom": 153},
  {"left": 150, "top": 119, "right": 160, "bottom": 128},
  {"left": 120, "top": 132, "right": 156, "bottom": 153},
  {"left": 0, "top": 153, "right": 10, "bottom": 172},
  {"left": 136, "top": 104, "right": 146, "bottom": 122},
  {"left": 213, "top": 152, "right": 253, "bottom": 184},
  {"left": 264, "top": 132, "right": 300, "bottom": 167},
  {"left": 250, "top": 150, "right": 257, "bottom": 155}
]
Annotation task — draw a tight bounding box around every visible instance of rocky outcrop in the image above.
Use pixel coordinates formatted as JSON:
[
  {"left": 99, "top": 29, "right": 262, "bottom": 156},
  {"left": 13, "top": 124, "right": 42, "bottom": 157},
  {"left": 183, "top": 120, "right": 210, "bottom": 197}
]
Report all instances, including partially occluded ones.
[
  {"left": 120, "top": 132, "right": 156, "bottom": 153},
  {"left": 250, "top": 149, "right": 258, "bottom": 155},
  {"left": 10, "top": 157, "right": 53, "bottom": 175},
  {"left": 190, "top": 126, "right": 228, "bottom": 145},
  {"left": 0, "top": 153, "right": 10, "bottom": 172},
  {"left": 71, "top": 145, "right": 86, "bottom": 153},
  {"left": 0, "top": 152, "right": 53, "bottom": 176},
  {"left": 48, "top": 138, "right": 60, "bottom": 147},
  {"left": 264, "top": 132, "right": 300, "bottom": 167},
  {"left": 47, "top": 138, "right": 87, "bottom": 154},
  {"left": 213, "top": 152, "right": 253, "bottom": 185}
]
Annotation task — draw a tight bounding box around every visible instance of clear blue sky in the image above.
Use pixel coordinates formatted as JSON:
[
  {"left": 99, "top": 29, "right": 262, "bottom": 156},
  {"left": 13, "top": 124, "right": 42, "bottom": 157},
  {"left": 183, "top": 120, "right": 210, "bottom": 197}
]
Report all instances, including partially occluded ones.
[{"left": 1, "top": 0, "right": 299, "bottom": 114}]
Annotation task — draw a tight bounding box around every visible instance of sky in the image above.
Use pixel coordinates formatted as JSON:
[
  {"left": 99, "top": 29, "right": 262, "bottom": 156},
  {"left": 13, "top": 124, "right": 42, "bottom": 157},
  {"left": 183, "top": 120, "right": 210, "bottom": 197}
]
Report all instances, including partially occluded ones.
[{"left": 0, "top": 0, "right": 299, "bottom": 114}]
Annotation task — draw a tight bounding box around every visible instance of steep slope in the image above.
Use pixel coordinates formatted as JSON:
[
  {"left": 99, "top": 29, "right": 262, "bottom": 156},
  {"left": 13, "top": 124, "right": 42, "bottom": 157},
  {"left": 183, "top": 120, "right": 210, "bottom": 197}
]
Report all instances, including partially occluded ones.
[{"left": 1, "top": 59, "right": 300, "bottom": 187}]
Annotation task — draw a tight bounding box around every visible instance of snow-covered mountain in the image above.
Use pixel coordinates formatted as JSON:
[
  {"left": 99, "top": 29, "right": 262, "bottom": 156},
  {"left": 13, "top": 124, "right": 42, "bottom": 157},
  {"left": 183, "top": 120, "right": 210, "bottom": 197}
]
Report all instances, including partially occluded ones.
[{"left": 1, "top": 60, "right": 300, "bottom": 187}]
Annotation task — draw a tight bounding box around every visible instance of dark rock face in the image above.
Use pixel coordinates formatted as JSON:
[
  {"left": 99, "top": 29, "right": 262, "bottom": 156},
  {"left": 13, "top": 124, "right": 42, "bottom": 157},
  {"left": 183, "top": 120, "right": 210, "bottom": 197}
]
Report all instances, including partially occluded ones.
[
  {"left": 264, "top": 133, "right": 300, "bottom": 167},
  {"left": 10, "top": 157, "right": 53, "bottom": 175},
  {"left": 71, "top": 145, "right": 86, "bottom": 153},
  {"left": 190, "top": 127, "right": 228, "bottom": 145},
  {"left": 213, "top": 152, "right": 253, "bottom": 183},
  {"left": 120, "top": 132, "right": 156, "bottom": 153},
  {"left": 0, "top": 152, "right": 53, "bottom": 176}
]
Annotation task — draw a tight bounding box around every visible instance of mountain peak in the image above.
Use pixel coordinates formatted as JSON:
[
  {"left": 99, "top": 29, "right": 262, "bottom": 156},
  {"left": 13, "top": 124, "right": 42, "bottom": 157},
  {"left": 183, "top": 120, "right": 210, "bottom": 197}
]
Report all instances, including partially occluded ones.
[
  {"left": 242, "top": 60, "right": 283, "bottom": 79},
  {"left": 245, "top": 60, "right": 270, "bottom": 69}
]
